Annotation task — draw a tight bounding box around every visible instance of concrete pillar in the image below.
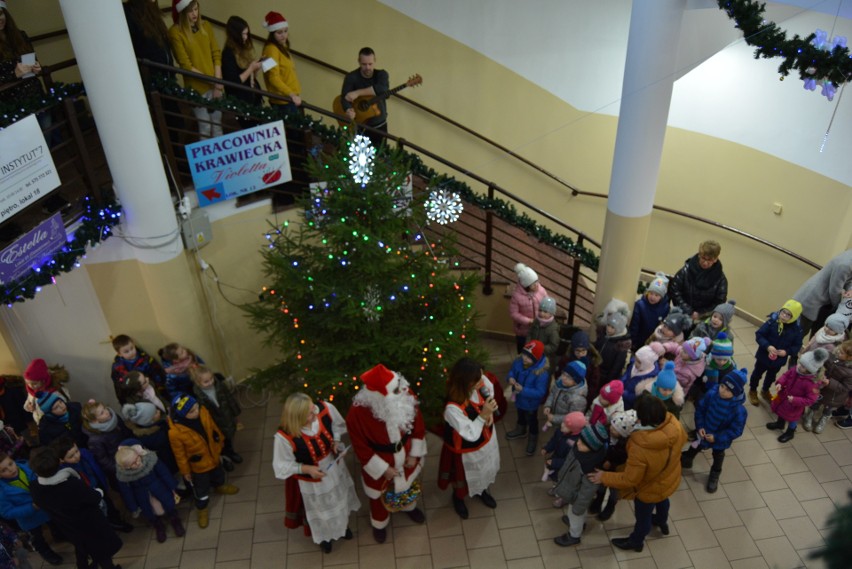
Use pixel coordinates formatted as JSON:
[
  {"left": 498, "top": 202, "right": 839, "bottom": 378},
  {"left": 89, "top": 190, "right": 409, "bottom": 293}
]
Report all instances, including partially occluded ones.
[
  {"left": 58, "top": 0, "right": 180, "bottom": 263},
  {"left": 594, "top": 0, "right": 687, "bottom": 320}
]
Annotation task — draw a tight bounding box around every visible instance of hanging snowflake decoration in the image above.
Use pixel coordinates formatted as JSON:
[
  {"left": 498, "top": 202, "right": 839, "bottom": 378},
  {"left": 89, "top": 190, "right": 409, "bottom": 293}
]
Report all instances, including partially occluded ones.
[
  {"left": 348, "top": 135, "right": 375, "bottom": 186},
  {"left": 425, "top": 188, "right": 463, "bottom": 225},
  {"left": 361, "top": 285, "right": 382, "bottom": 322}
]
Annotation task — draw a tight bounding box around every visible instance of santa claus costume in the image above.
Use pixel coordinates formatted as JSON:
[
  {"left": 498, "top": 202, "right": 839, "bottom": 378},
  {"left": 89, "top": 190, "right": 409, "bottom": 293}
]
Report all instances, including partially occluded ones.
[
  {"left": 272, "top": 398, "right": 360, "bottom": 552},
  {"left": 346, "top": 364, "right": 427, "bottom": 543}
]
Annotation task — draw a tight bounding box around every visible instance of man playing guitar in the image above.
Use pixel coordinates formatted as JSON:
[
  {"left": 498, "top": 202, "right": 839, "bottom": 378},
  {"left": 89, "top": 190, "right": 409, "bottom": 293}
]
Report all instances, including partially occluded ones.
[{"left": 340, "top": 47, "right": 390, "bottom": 145}]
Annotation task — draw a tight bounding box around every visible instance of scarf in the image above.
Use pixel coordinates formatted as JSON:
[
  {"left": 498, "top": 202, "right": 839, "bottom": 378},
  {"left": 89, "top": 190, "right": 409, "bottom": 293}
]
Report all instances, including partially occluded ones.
[
  {"left": 165, "top": 355, "right": 194, "bottom": 375},
  {"left": 142, "top": 386, "right": 166, "bottom": 412},
  {"left": 115, "top": 450, "right": 158, "bottom": 483},
  {"left": 573, "top": 443, "right": 604, "bottom": 474},
  {"left": 538, "top": 314, "right": 555, "bottom": 326},
  {"left": 813, "top": 327, "right": 845, "bottom": 346},
  {"left": 651, "top": 383, "right": 673, "bottom": 400},
  {"left": 87, "top": 408, "right": 118, "bottom": 433},
  {"left": 37, "top": 467, "right": 80, "bottom": 486}
]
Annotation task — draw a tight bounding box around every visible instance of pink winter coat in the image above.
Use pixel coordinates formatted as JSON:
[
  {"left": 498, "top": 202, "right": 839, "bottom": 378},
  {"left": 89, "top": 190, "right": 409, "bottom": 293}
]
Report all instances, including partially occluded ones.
[
  {"left": 770, "top": 367, "right": 821, "bottom": 423},
  {"left": 674, "top": 357, "right": 706, "bottom": 396},
  {"left": 509, "top": 283, "right": 549, "bottom": 337}
]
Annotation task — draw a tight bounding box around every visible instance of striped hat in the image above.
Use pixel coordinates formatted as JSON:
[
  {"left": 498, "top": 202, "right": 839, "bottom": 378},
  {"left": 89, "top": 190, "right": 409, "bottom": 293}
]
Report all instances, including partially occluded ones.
[{"left": 710, "top": 333, "right": 734, "bottom": 359}]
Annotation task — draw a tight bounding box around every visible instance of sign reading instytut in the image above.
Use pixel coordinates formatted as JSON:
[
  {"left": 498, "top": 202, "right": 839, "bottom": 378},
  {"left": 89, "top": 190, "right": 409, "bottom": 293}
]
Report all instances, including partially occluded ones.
[
  {"left": 0, "top": 114, "right": 60, "bottom": 223},
  {"left": 0, "top": 212, "right": 66, "bottom": 284},
  {"left": 185, "top": 121, "right": 292, "bottom": 207}
]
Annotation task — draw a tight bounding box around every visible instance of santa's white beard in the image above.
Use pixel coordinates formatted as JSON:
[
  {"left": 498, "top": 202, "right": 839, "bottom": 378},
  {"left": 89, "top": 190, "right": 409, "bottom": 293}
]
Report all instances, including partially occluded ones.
[{"left": 354, "top": 378, "right": 418, "bottom": 435}]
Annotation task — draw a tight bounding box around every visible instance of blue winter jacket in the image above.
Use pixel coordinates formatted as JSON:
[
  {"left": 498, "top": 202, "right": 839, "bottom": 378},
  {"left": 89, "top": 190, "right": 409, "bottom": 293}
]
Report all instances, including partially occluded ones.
[
  {"left": 694, "top": 384, "right": 747, "bottom": 451},
  {"left": 629, "top": 295, "right": 671, "bottom": 351},
  {"left": 0, "top": 462, "right": 50, "bottom": 530},
  {"left": 507, "top": 355, "right": 549, "bottom": 412},
  {"left": 115, "top": 439, "right": 177, "bottom": 521},
  {"left": 68, "top": 448, "right": 110, "bottom": 492},
  {"left": 620, "top": 361, "right": 661, "bottom": 410},
  {"left": 754, "top": 313, "right": 803, "bottom": 369}
]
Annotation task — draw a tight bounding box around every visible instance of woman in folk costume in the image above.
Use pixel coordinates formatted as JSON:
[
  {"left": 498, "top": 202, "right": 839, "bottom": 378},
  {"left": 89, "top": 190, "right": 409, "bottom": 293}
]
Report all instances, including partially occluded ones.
[
  {"left": 273, "top": 393, "right": 359, "bottom": 553},
  {"left": 438, "top": 358, "right": 500, "bottom": 520}
]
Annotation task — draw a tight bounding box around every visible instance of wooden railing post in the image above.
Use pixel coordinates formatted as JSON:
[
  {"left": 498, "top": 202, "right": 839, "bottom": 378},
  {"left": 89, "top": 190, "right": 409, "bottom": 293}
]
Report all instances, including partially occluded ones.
[
  {"left": 568, "top": 236, "right": 583, "bottom": 324},
  {"left": 482, "top": 184, "right": 495, "bottom": 295},
  {"left": 62, "top": 97, "right": 100, "bottom": 206}
]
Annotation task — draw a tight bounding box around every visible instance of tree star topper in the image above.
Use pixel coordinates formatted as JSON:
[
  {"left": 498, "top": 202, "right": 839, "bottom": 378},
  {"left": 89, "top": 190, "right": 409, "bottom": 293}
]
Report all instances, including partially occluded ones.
[
  {"left": 348, "top": 135, "right": 376, "bottom": 186},
  {"left": 426, "top": 188, "right": 463, "bottom": 225}
]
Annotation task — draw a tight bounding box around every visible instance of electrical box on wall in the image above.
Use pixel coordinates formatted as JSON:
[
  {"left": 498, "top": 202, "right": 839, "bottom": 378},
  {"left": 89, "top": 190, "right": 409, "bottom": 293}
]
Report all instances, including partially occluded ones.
[{"left": 180, "top": 208, "right": 212, "bottom": 250}]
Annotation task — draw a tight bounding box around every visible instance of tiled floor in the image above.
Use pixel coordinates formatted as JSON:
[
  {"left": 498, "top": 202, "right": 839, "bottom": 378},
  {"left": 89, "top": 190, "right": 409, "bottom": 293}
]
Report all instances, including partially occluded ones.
[{"left": 33, "top": 317, "right": 852, "bottom": 569}]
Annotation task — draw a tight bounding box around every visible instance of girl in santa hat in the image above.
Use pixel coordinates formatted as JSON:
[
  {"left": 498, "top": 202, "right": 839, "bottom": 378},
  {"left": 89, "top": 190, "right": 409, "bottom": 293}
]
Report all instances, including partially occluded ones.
[{"left": 261, "top": 11, "right": 301, "bottom": 112}]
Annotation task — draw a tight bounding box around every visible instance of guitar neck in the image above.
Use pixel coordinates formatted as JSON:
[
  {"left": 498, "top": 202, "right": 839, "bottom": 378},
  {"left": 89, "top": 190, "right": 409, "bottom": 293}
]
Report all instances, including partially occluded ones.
[{"left": 368, "top": 83, "right": 410, "bottom": 106}]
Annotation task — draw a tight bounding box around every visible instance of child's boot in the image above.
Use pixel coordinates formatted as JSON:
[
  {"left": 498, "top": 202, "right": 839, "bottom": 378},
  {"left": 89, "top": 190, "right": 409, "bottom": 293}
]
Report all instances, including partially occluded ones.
[
  {"left": 748, "top": 390, "right": 759, "bottom": 406},
  {"left": 706, "top": 470, "right": 721, "bottom": 493},
  {"left": 215, "top": 484, "right": 240, "bottom": 495},
  {"left": 168, "top": 512, "right": 186, "bottom": 537},
  {"left": 598, "top": 494, "right": 617, "bottom": 521},
  {"left": 802, "top": 407, "right": 814, "bottom": 431},
  {"left": 766, "top": 418, "right": 786, "bottom": 431},
  {"left": 778, "top": 427, "right": 796, "bottom": 443},
  {"left": 814, "top": 410, "right": 831, "bottom": 434},
  {"left": 153, "top": 518, "right": 167, "bottom": 543},
  {"left": 197, "top": 508, "right": 209, "bottom": 529},
  {"left": 525, "top": 434, "right": 538, "bottom": 456},
  {"left": 506, "top": 425, "right": 527, "bottom": 440}
]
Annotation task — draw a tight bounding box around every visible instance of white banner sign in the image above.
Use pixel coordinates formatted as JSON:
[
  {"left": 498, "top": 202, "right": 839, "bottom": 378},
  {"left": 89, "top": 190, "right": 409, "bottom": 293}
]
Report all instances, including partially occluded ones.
[{"left": 0, "top": 114, "right": 60, "bottom": 223}]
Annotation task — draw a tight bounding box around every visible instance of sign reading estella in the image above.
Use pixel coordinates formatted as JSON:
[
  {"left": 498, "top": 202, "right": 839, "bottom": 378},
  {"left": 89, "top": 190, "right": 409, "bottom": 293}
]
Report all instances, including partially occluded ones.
[
  {"left": 0, "top": 212, "right": 66, "bottom": 285},
  {"left": 185, "top": 121, "right": 292, "bottom": 207}
]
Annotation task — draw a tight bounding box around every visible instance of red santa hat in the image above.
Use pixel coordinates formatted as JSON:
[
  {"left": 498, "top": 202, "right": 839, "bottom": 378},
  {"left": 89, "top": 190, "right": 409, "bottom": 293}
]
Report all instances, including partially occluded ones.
[
  {"left": 263, "top": 11, "right": 288, "bottom": 32},
  {"left": 24, "top": 358, "right": 50, "bottom": 385},
  {"left": 360, "top": 364, "right": 400, "bottom": 396},
  {"left": 171, "top": 0, "right": 193, "bottom": 24}
]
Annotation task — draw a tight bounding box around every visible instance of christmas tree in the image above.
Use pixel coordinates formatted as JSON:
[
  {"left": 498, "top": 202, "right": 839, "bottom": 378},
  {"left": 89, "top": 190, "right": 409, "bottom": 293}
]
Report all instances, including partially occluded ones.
[{"left": 244, "top": 135, "right": 486, "bottom": 424}]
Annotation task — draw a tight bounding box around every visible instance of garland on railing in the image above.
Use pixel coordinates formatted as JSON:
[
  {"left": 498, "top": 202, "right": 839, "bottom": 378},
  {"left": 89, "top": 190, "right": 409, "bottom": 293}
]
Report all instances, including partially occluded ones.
[
  {"left": 0, "top": 198, "right": 122, "bottom": 305},
  {"left": 0, "top": 83, "right": 85, "bottom": 129},
  {"left": 718, "top": 0, "right": 851, "bottom": 89}
]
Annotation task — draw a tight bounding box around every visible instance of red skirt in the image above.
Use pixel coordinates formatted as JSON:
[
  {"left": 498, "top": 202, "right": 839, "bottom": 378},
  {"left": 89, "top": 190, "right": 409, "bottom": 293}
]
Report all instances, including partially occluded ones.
[
  {"left": 437, "top": 444, "right": 469, "bottom": 496},
  {"left": 284, "top": 477, "right": 311, "bottom": 536}
]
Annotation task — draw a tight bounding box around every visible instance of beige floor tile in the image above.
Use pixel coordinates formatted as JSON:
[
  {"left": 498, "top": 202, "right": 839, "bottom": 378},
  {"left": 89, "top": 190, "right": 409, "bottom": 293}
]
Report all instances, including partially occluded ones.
[
  {"left": 784, "top": 471, "right": 828, "bottom": 501},
  {"left": 224, "top": 474, "right": 259, "bottom": 503},
  {"left": 730, "top": 440, "right": 770, "bottom": 467},
  {"left": 506, "top": 557, "right": 545, "bottom": 569},
  {"left": 800, "top": 497, "right": 838, "bottom": 530},
  {"left": 730, "top": 558, "right": 770, "bottom": 569},
  {"left": 394, "top": 523, "right": 432, "bottom": 556},
  {"left": 668, "top": 489, "right": 704, "bottom": 520},
  {"left": 796, "top": 547, "right": 828, "bottom": 569},
  {"left": 778, "top": 515, "right": 824, "bottom": 550},
  {"left": 698, "top": 498, "right": 742, "bottom": 530},
  {"left": 181, "top": 516, "right": 221, "bottom": 551},
  {"left": 359, "top": 543, "right": 398, "bottom": 569},
  {"left": 527, "top": 509, "right": 563, "bottom": 541},
  {"left": 672, "top": 517, "right": 718, "bottom": 551},
  {"left": 718, "top": 455, "right": 751, "bottom": 483},
  {"left": 144, "top": 534, "right": 184, "bottom": 569},
  {"left": 722, "top": 480, "right": 766, "bottom": 510},
  {"left": 614, "top": 556, "right": 658, "bottom": 569},
  {"left": 689, "top": 546, "right": 732, "bottom": 569},
  {"left": 214, "top": 529, "right": 253, "bottom": 562},
  {"left": 537, "top": 538, "right": 581, "bottom": 569},
  {"left": 684, "top": 472, "right": 729, "bottom": 501},
  {"left": 751, "top": 427, "right": 788, "bottom": 452},
  {"left": 427, "top": 505, "right": 465, "bottom": 537},
  {"left": 219, "top": 501, "right": 256, "bottom": 531},
  {"left": 743, "top": 463, "right": 787, "bottom": 492},
  {"left": 714, "top": 527, "right": 761, "bottom": 561},
  {"left": 499, "top": 526, "right": 540, "bottom": 560},
  {"left": 647, "top": 536, "right": 692, "bottom": 569},
  {"left": 112, "top": 556, "right": 146, "bottom": 569},
  {"left": 754, "top": 536, "right": 804, "bottom": 569},
  {"left": 397, "top": 556, "right": 432, "bottom": 569},
  {"left": 789, "top": 435, "right": 828, "bottom": 459},
  {"left": 252, "top": 512, "right": 287, "bottom": 543},
  {"left": 492, "top": 471, "right": 525, "bottom": 499},
  {"left": 821, "top": 439, "right": 852, "bottom": 466},
  {"left": 286, "top": 551, "right": 323, "bottom": 569},
  {"left": 820, "top": 479, "right": 852, "bottom": 506},
  {"left": 253, "top": 484, "right": 286, "bottom": 514},
  {"left": 249, "top": 540, "right": 287, "bottom": 569},
  {"left": 178, "top": 548, "right": 216, "bottom": 569},
  {"left": 468, "top": 545, "right": 508, "bottom": 569},
  {"left": 493, "top": 497, "right": 532, "bottom": 529},
  {"left": 761, "top": 488, "right": 807, "bottom": 519},
  {"left": 430, "top": 535, "right": 469, "bottom": 569},
  {"left": 738, "top": 507, "right": 785, "bottom": 540},
  {"left": 521, "top": 483, "right": 555, "bottom": 511},
  {"left": 599, "top": 499, "right": 638, "bottom": 530},
  {"left": 576, "top": 545, "right": 620, "bottom": 569},
  {"left": 765, "top": 447, "right": 809, "bottom": 474},
  {"left": 805, "top": 454, "right": 846, "bottom": 483},
  {"left": 462, "top": 516, "right": 502, "bottom": 549}
]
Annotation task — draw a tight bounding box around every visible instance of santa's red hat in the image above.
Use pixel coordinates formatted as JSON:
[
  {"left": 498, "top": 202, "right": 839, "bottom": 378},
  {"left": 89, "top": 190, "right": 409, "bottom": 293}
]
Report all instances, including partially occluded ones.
[
  {"left": 360, "top": 364, "right": 398, "bottom": 395},
  {"left": 263, "top": 11, "right": 288, "bottom": 32},
  {"left": 172, "top": 0, "right": 193, "bottom": 24}
]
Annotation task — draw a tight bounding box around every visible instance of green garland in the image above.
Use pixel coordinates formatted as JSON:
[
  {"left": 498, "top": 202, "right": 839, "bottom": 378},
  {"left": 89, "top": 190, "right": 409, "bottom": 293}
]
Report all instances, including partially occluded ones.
[
  {"left": 718, "top": 0, "right": 851, "bottom": 86},
  {"left": 0, "top": 83, "right": 85, "bottom": 129}
]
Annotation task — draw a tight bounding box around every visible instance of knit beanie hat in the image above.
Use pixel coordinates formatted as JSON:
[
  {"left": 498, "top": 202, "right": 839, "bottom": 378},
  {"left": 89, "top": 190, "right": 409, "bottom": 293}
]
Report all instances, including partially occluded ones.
[
  {"left": 539, "top": 297, "right": 556, "bottom": 315},
  {"left": 514, "top": 263, "right": 538, "bottom": 288},
  {"left": 563, "top": 411, "right": 586, "bottom": 435},
  {"left": 682, "top": 337, "right": 711, "bottom": 361},
  {"left": 720, "top": 368, "right": 747, "bottom": 396},
  {"left": 262, "top": 11, "right": 289, "bottom": 32},
  {"left": 122, "top": 402, "right": 159, "bottom": 427},
  {"left": 570, "top": 330, "right": 590, "bottom": 351},
  {"left": 664, "top": 308, "right": 688, "bottom": 336},
  {"left": 600, "top": 380, "right": 624, "bottom": 404},
  {"left": 655, "top": 361, "right": 677, "bottom": 390},
  {"left": 710, "top": 333, "right": 734, "bottom": 359},
  {"left": 634, "top": 342, "right": 665, "bottom": 373},
  {"left": 522, "top": 340, "right": 545, "bottom": 362},
  {"left": 609, "top": 410, "right": 638, "bottom": 438},
  {"left": 780, "top": 299, "right": 803, "bottom": 322},
  {"left": 171, "top": 0, "right": 193, "bottom": 24},
  {"left": 37, "top": 391, "right": 62, "bottom": 414},
  {"left": 606, "top": 312, "right": 628, "bottom": 337},
  {"left": 646, "top": 272, "right": 669, "bottom": 297},
  {"left": 171, "top": 394, "right": 198, "bottom": 418},
  {"left": 25, "top": 358, "right": 50, "bottom": 385},
  {"left": 580, "top": 423, "right": 609, "bottom": 452},
  {"left": 713, "top": 300, "right": 736, "bottom": 327},
  {"left": 825, "top": 313, "right": 849, "bottom": 334},
  {"left": 800, "top": 348, "right": 830, "bottom": 374},
  {"left": 563, "top": 361, "right": 587, "bottom": 382},
  {"left": 599, "top": 298, "right": 630, "bottom": 326}
]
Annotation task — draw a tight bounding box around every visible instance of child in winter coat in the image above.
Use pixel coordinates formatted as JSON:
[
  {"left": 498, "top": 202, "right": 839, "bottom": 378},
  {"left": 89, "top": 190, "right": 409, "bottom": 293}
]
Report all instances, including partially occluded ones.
[
  {"left": 749, "top": 300, "right": 805, "bottom": 406},
  {"left": 800, "top": 315, "right": 848, "bottom": 432},
  {"left": 681, "top": 368, "right": 748, "bottom": 493},
  {"left": 543, "top": 361, "right": 588, "bottom": 432},
  {"left": 115, "top": 441, "right": 185, "bottom": 543},
  {"left": 159, "top": 343, "right": 205, "bottom": 399},
  {"left": 527, "top": 297, "right": 561, "bottom": 368},
  {"left": 620, "top": 343, "right": 665, "bottom": 410},
  {"left": 22, "top": 359, "right": 70, "bottom": 423},
  {"left": 813, "top": 340, "right": 852, "bottom": 432},
  {"left": 81, "top": 400, "right": 132, "bottom": 485},
  {"left": 589, "top": 410, "right": 638, "bottom": 521},
  {"left": 506, "top": 340, "right": 549, "bottom": 456},
  {"left": 674, "top": 337, "right": 711, "bottom": 397},
  {"left": 629, "top": 273, "right": 671, "bottom": 352},
  {"left": 509, "top": 263, "right": 549, "bottom": 354},
  {"left": 121, "top": 401, "right": 177, "bottom": 475},
  {"left": 168, "top": 394, "right": 239, "bottom": 529},
  {"left": 110, "top": 335, "right": 166, "bottom": 400},
  {"left": 587, "top": 380, "right": 625, "bottom": 427},
  {"left": 696, "top": 334, "right": 737, "bottom": 396},
  {"left": 119, "top": 371, "right": 169, "bottom": 411},
  {"left": 36, "top": 392, "right": 88, "bottom": 449},
  {"left": 647, "top": 307, "right": 690, "bottom": 345},
  {"left": 766, "top": 348, "right": 829, "bottom": 443},
  {"left": 595, "top": 308, "right": 632, "bottom": 384},
  {"left": 190, "top": 366, "right": 243, "bottom": 468},
  {"left": 690, "top": 300, "right": 736, "bottom": 343},
  {"left": 541, "top": 412, "right": 585, "bottom": 486},
  {"left": 557, "top": 331, "right": 603, "bottom": 405},
  {"left": 636, "top": 361, "right": 686, "bottom": 419},
  {"left": 552, "top": 423, "right": 609, "bottom": 547}
]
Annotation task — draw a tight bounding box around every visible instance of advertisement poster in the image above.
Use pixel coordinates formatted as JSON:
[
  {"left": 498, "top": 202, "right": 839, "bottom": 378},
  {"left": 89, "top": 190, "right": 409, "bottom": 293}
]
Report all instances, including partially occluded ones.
[
  {"left": 0, "top": 213, "right": 66, "bottom": 284},
  {"left": 185, "top": 121, "right": 292, "bottom": 207},
  {"left": 0, "top": 114, "right": 61, "bottom": 223}
]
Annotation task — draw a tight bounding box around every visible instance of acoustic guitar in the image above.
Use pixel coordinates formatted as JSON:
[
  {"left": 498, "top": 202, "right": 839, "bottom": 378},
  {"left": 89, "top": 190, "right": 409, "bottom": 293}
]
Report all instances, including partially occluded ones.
[{"left": 333, "top": 74, "right": 423, "bottom": 125}]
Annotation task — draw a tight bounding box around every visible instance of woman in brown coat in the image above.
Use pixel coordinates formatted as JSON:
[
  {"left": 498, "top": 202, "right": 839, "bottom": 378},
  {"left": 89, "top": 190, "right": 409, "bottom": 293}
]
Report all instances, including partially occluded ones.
[{"left": 589, "top": 395, "right": 686, "bottom": 552}]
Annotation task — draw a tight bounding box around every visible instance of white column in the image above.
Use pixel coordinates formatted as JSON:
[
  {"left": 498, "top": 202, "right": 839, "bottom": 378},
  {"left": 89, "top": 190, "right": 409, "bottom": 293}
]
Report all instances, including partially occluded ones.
[
  {"left": 594, "top": 0, "right": 687, "bottom": 317},
  {"left": 58, "top": 0, "right": 180, "bottom": 263}
]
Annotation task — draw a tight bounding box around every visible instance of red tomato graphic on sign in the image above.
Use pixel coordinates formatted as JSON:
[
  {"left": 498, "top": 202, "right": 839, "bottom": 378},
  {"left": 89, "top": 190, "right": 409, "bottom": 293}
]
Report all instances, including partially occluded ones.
[{"left": 262, "top": 170, "right": 282, "bottom": 185}]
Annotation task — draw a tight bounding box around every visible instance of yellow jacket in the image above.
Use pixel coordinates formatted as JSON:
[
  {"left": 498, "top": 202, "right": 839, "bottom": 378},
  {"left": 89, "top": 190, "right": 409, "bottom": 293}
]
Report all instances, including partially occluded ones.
[
  {"left": 261, "top": 43, "right": 300, "bottom": 104},
  {"left": 167, "top": 406, "right": 224, "bottom": 476},
  {"left": 168, "top": 19, "right": 221, "bottom": 95}
]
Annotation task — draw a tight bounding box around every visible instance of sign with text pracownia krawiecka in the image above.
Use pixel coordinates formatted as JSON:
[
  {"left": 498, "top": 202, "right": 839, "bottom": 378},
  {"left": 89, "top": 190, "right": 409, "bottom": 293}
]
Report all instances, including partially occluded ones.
[
  {"left": 185, "top": 121, "right": 292, "bottom": 207},
  {"left": 0, "top": 114, "right": 61, "bottom": 223}
]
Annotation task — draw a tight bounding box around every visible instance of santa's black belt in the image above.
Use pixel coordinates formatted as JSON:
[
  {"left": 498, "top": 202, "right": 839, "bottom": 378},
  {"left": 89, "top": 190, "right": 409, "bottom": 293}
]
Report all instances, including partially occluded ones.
[{"left": 369, "top": 433, "right": 410, "bottom": 453}]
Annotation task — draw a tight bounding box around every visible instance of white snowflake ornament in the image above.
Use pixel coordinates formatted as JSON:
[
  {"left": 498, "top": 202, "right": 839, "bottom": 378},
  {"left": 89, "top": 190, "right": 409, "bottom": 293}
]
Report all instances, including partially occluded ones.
[
  {"left": 348, "top": 135, "right": 375, "bottom": 186},
  {"left": 425, "top": 189, "right": 463, "bottom": 225}
]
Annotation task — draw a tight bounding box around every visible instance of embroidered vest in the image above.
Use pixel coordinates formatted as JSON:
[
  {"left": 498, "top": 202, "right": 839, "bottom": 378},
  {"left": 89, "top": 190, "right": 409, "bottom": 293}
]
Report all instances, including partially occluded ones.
[
  {"left": 277, "top": 403, "right": 334, "bottom": 482},
  {"left": 443, "top": 400, "right": 491, "bottom": 454}
]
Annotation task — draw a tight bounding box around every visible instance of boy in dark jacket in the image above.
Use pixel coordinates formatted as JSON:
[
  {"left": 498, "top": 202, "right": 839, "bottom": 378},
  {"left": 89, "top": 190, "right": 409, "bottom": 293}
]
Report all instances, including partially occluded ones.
[
  {"left": 36, "top": 392, "right": 88, "bottom": 449},
  {"left": 629, "top": 273, "right": 671, "bottom": 352},
  {"left": 594, "top": 311, "right": 632, "bottom": 385},
  {"left": 669, "top": 241, "right": 728, "bottom": 323},
  {"left": 190, "top": 366, "right": 242, "bottom": 469},
  {"left": 556, "top": 331, "right": 602, "bottom": 405},
  {"left": 681, "top": 368, "right": 748, "bottom": 493},
  {"left": 110, "top": 335, "right": 166, "bottom": 400},
  {"left": 748, "top": 300, "right": 804, "bottom": 406}
]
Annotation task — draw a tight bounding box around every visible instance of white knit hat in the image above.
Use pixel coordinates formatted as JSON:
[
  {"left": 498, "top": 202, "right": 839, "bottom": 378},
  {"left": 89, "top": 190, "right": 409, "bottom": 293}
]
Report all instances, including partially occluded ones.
[{"left": 514, "top": 263, "right": 538, "bottom": 288}]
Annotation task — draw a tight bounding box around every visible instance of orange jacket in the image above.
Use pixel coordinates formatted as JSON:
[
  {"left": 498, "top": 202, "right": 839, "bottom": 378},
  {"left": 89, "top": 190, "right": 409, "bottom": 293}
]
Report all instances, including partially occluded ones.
[
  {"left": 167, "top": 407, "right": 224, "bottom": 476},
  {"left": 600, "top": 412, "right": 686, "bottom": 503}
]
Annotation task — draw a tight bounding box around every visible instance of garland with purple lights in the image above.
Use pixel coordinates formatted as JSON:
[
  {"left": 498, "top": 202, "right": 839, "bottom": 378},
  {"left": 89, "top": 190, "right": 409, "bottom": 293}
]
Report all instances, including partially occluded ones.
[
  {"left": 718, "top": 0, "right": 851, "bottom": 95},
  {"left": 0, "top": 198, "right": 122, "bottom": 305}
]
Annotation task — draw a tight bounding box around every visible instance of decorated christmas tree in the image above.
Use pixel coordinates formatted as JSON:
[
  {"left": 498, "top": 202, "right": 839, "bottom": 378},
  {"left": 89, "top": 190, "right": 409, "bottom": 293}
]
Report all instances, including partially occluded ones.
[{"left": 244, "top": 135, "right": 486, "bottom": 423}]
